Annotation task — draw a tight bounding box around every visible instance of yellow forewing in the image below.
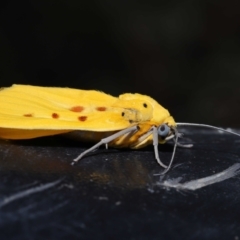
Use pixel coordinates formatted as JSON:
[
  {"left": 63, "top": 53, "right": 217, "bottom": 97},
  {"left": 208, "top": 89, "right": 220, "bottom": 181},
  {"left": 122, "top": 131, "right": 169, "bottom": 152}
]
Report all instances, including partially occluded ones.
[{"left": 0, "top": 85, "right": 161, "bottom": 139}]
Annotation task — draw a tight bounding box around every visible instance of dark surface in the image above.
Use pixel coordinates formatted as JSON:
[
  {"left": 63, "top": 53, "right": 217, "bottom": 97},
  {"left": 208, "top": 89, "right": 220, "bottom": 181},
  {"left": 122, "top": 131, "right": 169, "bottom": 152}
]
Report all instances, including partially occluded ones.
[{"left": 0, "top": 127, "right": 240, "bottom": 240}]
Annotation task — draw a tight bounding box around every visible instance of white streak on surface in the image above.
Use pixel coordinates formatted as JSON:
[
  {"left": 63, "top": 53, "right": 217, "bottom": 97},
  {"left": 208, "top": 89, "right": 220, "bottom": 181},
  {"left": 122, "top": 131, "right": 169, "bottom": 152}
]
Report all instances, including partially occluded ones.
[
  {"left": 157, "top": 163, "right": 240, "bottom": 190},
  {"left": 0, "top": 179, "right": 62, "bottom": 208}
]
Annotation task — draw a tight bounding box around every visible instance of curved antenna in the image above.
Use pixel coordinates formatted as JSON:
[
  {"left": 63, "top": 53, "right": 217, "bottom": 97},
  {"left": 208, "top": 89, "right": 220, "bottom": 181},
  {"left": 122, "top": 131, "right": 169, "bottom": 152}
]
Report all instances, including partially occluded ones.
[
  {"left": 176, "top": 123, "right": 240, "bottom": 138},
  {"left": 155, "top": 128, "right": 179, "bottom": 175}
]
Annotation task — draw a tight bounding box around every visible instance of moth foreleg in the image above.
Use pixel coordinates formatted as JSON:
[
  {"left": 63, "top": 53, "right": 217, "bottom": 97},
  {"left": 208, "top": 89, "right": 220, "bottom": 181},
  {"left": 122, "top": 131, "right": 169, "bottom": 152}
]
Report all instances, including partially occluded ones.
[
  {"left": 152, "top": 126, "right": 167, "bottom": 168},
  {"left": 71, "top": 126, "right": 139, "bottom": 165}
]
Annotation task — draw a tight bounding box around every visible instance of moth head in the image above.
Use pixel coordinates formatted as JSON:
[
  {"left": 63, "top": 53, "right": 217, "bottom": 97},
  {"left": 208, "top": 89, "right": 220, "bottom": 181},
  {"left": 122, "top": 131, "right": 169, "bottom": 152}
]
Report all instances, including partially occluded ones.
[
  {"left": 157, "top": 122, "right": 177, "bottom": 144},
  {"left": 156, "top": 114, "right": 177, "bottom": 143}
]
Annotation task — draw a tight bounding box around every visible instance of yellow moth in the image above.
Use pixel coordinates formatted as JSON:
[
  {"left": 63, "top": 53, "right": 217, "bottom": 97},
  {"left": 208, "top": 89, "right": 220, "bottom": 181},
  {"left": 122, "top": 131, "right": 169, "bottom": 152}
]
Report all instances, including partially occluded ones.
[{"left": 0, "top": 84, "right": 239, "bottom": 174}]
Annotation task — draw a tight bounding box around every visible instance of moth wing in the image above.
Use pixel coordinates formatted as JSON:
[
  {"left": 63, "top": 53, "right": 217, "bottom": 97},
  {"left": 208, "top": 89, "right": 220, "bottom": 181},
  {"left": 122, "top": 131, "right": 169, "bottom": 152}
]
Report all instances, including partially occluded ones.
[{"left": 0, "top": 85, "right": 134, "bottom": 139}]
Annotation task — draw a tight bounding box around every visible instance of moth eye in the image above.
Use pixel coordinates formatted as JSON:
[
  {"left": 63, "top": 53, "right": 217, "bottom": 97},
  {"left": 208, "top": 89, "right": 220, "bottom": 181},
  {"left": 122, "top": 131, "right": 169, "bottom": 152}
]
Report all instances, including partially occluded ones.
[
  {"left": 158, "top": 124, "right": 170, "bottom": 138},
  {"left": 143, "top": 103, "right": 148, "bottom": 108}
]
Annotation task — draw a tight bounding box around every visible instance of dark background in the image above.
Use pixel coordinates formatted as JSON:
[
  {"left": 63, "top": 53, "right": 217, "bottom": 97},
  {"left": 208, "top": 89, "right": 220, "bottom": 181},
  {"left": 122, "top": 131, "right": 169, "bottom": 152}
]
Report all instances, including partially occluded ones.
[{"left": 1, "top": 0, "right": 240, "bottom": 126}]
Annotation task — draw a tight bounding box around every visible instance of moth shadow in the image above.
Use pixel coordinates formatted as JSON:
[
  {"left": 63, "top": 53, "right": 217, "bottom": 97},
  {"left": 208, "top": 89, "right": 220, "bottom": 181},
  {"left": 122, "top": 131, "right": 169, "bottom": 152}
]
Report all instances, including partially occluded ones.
[
  {"left": 140, "top": 142, "right": 176, "bottom": 152},
  {"left": 6, "top": 135, "right": 177, "bottom": 158},
  {"left": 8, "top": 135, "right": 92, "bottom": 149}
]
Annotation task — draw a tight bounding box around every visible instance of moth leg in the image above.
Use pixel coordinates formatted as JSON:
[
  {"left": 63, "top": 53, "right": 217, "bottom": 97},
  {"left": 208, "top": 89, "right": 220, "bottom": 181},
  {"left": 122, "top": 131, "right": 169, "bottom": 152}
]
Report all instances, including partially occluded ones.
[
  {"left": 173, "top": 136, "right": 193, "bottom": 148},
  {"left": 71, "top": 126, "right": 139, "bottom": 165},
  {"left": 172, "top": 132, "right": 193, "bottom": 148},
  {"left": 175, "top": 142, "right": 193, "bottom": 148},
  {"left": 152, "top": 126, "right": 168, "bottom": 168}
]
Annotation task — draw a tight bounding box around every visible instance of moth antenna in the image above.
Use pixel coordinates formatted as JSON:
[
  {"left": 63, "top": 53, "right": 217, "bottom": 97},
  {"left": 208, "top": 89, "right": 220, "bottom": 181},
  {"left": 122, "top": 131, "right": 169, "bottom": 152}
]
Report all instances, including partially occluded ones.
[
  {"left": 155, "top": 128, "right": 179, "bottom": 175},
  {"left": 176, "top": 123, "right": 240, "bottom": 138}
]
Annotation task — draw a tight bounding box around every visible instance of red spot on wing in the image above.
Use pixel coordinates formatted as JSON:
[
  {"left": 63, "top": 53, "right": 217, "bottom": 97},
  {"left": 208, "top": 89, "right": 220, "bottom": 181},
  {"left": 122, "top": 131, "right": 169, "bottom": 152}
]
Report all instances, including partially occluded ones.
[
  {"left": 23, "top": 114, "right": 33, "bottom": 117},
  {"left": 52, "top": 113, "right": 59, "bottom": 119},
  {"left": 78, "top": 116, "right": 87, "bottom": 121},
  {"left": 96, "top": 107, "right": 107, "bottom": 111},
  {"left": 70, "top": 106, "right": 84, "bottom": 112}
]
